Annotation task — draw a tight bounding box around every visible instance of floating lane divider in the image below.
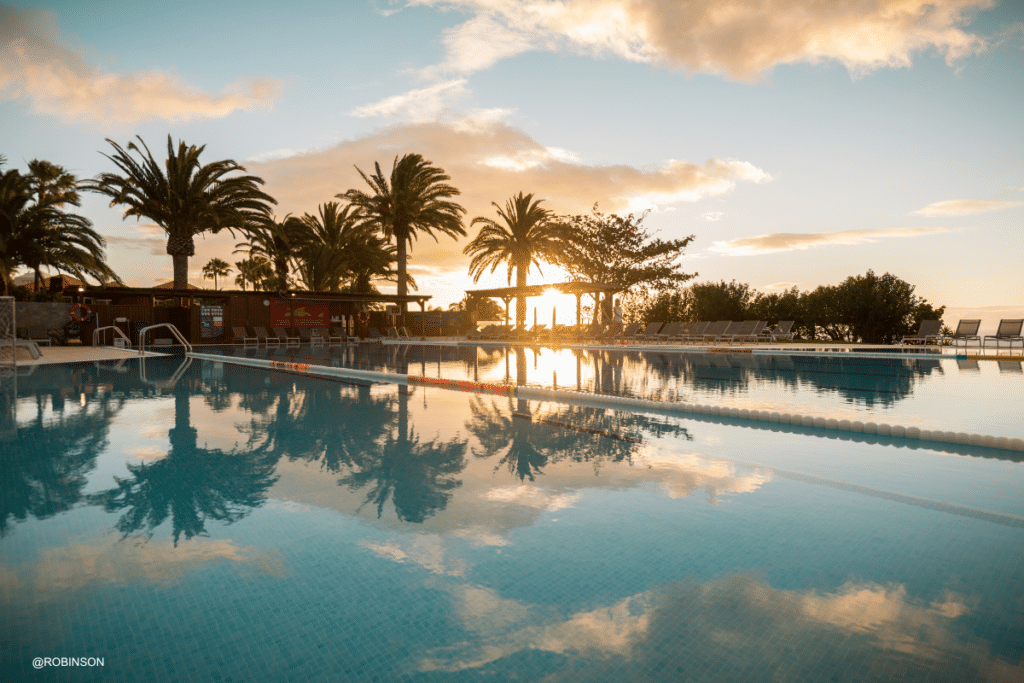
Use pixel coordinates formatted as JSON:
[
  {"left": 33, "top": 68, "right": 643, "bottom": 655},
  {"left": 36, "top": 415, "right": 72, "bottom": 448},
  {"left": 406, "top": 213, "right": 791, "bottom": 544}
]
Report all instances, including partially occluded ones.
[
  {"left": 408, "top": 375, "right": 513, "bottom": 395},
  {"left": 515, "top": 386, "right": 1024, "bottom": 453},
  {"left": 187, "top": 353, "right": 1022, "bottom": 453},
  {"left": 269, "top": 360, "right": 311, "bottom": 372}
]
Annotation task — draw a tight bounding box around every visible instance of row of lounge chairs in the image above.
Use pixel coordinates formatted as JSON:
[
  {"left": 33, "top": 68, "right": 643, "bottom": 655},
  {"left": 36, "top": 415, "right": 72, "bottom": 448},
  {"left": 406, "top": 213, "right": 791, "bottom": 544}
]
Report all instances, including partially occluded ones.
[
  {"left": 465, "top": 320, "right": 797, "bottom": 345},
  {"left": 232, "top": 326, "right": 363, "bottom": 346},
  {"left": 900, "top": 319, "right": 1023, "bottom": 351}
]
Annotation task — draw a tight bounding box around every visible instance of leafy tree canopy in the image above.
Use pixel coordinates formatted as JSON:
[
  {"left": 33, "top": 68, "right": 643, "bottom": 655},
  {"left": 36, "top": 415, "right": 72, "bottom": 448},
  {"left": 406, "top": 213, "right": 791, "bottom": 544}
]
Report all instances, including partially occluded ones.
[{"left": 555, "top": 205, "right": 696, "bottom": 295}]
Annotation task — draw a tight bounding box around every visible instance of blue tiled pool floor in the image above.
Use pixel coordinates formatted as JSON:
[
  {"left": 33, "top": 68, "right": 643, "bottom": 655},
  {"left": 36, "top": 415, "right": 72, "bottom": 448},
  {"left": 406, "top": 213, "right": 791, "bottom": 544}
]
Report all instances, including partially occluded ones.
[{"left": 1, "top": 357, "right": 1022, "bottom": 681}]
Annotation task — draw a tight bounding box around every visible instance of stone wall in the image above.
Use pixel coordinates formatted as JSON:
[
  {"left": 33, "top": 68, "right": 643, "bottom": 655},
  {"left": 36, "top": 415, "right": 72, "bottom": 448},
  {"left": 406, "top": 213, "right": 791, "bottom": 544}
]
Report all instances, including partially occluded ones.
[{"left": 15, "top": 302, "right": 72, "bottom": 335}]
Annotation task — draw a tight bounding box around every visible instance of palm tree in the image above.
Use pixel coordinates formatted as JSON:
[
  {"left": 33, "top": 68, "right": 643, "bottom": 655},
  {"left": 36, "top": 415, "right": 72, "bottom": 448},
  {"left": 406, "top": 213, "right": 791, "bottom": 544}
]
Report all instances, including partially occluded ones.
[
  {"left": 85, "top": 135, "right": 277, "bottom": 290},
  {"left": 235, "top": 214, "right": 302, "bottom": 291},
  {"left": 463, "top": 192, "right": 567, "bottom": 326},
  {"left": 202, "top": 257, "right": 232, "bottom": 290},
  {"left": 0, "top": 159, "right": 122, "bottom": 295},
  {"left": 290, "top": 201, "right": 403, "bottom": 293},
  {"left": 234, "top": 256, "right": 272, "bottom": 291},
  {"left": 341, "top": 153, "right": 466, "bottom": 318}
]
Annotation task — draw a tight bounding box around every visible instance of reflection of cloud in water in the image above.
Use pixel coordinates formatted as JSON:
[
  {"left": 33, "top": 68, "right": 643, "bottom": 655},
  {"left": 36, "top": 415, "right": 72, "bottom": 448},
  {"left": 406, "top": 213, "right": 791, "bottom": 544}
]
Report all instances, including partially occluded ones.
[
  {"left": 24, "top": 537, "right": 285, "bottom": 594},
  {"left": 361, "top": 535, "right": 469, "bottom": 578},
  {"left": 642, "top": 452, "right": 770, "bottom": 500},
  {"left": 415, "top": 574, "right": 1021, "bottom": 681},
  {"left": 129, "top": 445, "right": 167, "bottom": 461},
  {"left": 484, "top": 486, "right": 581, "bottom": 511}
]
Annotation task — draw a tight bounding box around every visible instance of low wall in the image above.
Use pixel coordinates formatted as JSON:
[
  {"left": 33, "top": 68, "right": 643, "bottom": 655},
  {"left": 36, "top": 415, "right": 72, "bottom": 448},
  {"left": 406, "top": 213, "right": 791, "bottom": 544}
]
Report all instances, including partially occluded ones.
[{"left": 15, "top": 302, "right": 72, "bottom": 334}]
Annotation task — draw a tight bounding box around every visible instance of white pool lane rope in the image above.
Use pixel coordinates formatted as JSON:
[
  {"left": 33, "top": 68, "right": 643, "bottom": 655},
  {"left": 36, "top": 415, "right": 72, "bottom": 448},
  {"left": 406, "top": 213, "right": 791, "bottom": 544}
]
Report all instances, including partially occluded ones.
[{"left": 189, "top": 352, "right": 1024, "bottom": 453}]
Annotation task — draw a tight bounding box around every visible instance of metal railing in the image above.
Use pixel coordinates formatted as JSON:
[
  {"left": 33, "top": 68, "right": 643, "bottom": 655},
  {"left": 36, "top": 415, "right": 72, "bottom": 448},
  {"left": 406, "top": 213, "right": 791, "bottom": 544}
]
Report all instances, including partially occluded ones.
[
  {"left": 138, "top": 323, "right": 192, "bottom": 355},
  {"left": 92, "top": 325, "right": 132, "bottom": 348}
]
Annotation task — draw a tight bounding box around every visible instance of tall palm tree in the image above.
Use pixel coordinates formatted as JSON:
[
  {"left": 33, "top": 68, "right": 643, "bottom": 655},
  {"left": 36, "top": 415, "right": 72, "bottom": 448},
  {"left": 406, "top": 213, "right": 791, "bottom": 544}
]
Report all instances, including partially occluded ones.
[
  {"left": 234, "top": 256, "right": 271, "bottom": 291},
  {"left": 201, "top": 257, "right": 232, "bottom": 290},
  {"left": 291, "top": 202, "right": 363, "bottom": 292},
  {"left": 341, "top": 153, "right": 466, "bottom": 317},
  {"left": 0, "top": 160, "right": 121, "bottom": 294},
  {"left": 463, "top": 192, "right": 567, "bottom": 326},
  {"left": 291, "top": 201, "right": 404, "bottom": 294},
  {"left": 235, "top": 214, "right": 302, "bottom": 291},
  {"left": 85, "top": 135, "right": 277, "bottom": 290}
]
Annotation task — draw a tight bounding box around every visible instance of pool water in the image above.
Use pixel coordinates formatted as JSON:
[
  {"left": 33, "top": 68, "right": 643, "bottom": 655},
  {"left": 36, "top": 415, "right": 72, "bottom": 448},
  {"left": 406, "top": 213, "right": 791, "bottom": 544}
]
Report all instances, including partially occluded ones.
[
  {"left": 205, "top": 344, "right": 1024, "bottom": 440},
  {"left": 1, "top": 356, "right": 1022, "bottom": 682}
]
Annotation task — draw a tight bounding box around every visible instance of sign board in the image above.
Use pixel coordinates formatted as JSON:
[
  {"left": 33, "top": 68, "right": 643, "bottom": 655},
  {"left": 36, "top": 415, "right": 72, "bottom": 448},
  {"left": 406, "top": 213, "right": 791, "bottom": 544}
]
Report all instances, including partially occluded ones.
[
  {"left": 199, "top": 305, "right": 224, "bottom": 338},
  {"left": 270, "top": 298, "right": 329, "bottom": 328}
]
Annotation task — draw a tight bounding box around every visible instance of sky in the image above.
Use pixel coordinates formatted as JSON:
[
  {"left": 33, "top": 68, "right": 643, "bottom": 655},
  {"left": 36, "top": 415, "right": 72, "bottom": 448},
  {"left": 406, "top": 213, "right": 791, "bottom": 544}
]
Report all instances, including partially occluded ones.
[{"left": 1, "top": 0, "right": 1021, "bottom": 332}]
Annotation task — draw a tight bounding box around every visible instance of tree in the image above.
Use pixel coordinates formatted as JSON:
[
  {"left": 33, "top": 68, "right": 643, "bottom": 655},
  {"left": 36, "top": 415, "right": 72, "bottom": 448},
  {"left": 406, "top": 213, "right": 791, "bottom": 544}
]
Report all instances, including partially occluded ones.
[
  {"left": 234, "top": 256, "right": 272, "bottom": 291},
  {"left": 687, "top": 280, "right": 756, "bottom": 322},
  {"left": 555, "top": 205, "right": 696, "bottom": 320},
  {"left": 341, "top": 153, "right": 466, "bottom": 317},
  {"left": 0, "top": 158, "right": 122, "bottom": 295},
  {"left": 85, "top": 135, "right": 277, "bottom": 291},
  {"left": 463, "top": 192, "right": 568, "bottom": 326},
  {"left": 201, "top": 257, "right": 232, "bottom": 290},
  {"left": 235, "top": 214, "right": 303, "bottom": 291},
  {"left": 288, "top": 202, "right": 402, "bottom": 293},
  {"left": 813, "top": 270, "right": 945, "bottom": 344}
]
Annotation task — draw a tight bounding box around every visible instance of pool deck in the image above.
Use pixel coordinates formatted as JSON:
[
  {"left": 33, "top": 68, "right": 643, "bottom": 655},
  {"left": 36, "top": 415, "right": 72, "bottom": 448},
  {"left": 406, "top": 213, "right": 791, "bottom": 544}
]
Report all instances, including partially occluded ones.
[
  {"left": 9, "top": 345, "right": 168, "bottom": 366},
  {"left": 7, "top": 339, "right": 1021, "bottom": 367}
]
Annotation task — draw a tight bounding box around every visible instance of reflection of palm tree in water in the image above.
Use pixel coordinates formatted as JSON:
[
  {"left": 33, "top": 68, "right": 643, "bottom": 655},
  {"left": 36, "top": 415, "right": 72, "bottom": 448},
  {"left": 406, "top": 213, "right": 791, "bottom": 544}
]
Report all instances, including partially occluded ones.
[
  {"left": 1, "top": 366, "right": 127, "bottom": 537},
  {"left": 466, "top": 395, "right": 692, "bottom": 481},
  {"left": 339, "top": 386, "right": 466, "bottom": 523},
  {"left": 90, "top": 377, "right": 279, "bottom": 545}
]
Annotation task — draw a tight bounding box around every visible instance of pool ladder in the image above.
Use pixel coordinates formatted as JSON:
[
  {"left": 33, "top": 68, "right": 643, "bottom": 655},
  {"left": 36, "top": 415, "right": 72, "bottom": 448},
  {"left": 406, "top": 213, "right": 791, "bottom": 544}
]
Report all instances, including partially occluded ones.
[{"left": 137, "top": 323, "right": 192, "bottom": 354}]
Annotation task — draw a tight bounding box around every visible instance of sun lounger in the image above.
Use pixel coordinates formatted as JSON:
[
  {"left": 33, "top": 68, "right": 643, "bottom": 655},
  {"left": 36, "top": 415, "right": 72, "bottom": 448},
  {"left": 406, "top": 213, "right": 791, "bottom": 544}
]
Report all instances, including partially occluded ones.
[
  {"left": 983, "top": 319, "right": 1023, "bottom": 353},
  {"left": 681, "top": 321, "right": 709, "bottom": 343},
  {"left": 254, "top": 326, "right": 278, "bottom": 345},
  {"left": 608, "top": 322, "right": 643, "bottom": 344},
  {"left": 635, "top": 322, "right": 664, "bottom": 343},
  {"left": 648, "top": 321, "right": 683, "bottom": 344},
  {"left": 899, "top": 319, "right": 943, "bottom": 346},
  {"left": 761, "top": 321, "right": 795, "bottom": 342},
  {"left": 232, "top": 326, "right": 258, "bottom": 346},
  {"left": 273, "top": 327, "right": 300, "bottom": 346},
  {"left": 696, "top": 321, "right": 731, "bottom": 344},
  {"left": 715, "top": 320, "right": 757, "bottom": 345},
  {"left": 945, "top": 319, "right": 981, "bottom": 351},
  {"left": 12, "top": 339, "right": 43, "bottom": 359},
  {"left": 726, "top": 320, "right": 767, "bottom": 344}
]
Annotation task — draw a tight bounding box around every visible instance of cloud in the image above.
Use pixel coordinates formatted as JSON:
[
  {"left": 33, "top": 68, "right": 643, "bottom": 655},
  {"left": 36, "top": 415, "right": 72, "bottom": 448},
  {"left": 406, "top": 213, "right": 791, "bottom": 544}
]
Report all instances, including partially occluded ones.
[
  {"left": 26, "top": 537, "right": 285, "bottom": 594},
  {"left": 105, "top": 235, "right": 166, "bottom": 257},
  {"left": 352, "top": 79, "right": 469, "bottom": 121},
  {"left": 909, "top": 199, "right": 1024, "bottom": 216},
  {"left": 249, "top": 118, "right": 769, "bottom": 271},
  {"left": 409, "top": 0, "right": 993, "bottom": 80},
  {"left": 414, "top": 573, "right": 1017, "bottom": 678},
  {"left": 710, "top": 227, "right": 953, "bottom": 256},
  {"left": 0, "top": 4, "right": 281, "bottom": 123}
]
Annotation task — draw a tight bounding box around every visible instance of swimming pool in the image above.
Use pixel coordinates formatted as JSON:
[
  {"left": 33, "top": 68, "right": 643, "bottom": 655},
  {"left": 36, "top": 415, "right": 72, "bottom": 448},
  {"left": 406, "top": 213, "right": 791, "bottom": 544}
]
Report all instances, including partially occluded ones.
[{"left": 2, "top": 355, "right": 1022, "bottom": 681}]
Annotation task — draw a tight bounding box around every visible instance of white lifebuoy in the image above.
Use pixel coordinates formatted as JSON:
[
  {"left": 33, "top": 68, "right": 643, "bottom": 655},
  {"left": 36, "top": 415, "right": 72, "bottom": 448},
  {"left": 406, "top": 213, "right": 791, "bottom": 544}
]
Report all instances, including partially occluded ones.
[
  {"left": 70, "top": 303, "right": 91, "bottom": 322},
  {"left": 356, "top": 310, "right": 370, "bottom": 325}
]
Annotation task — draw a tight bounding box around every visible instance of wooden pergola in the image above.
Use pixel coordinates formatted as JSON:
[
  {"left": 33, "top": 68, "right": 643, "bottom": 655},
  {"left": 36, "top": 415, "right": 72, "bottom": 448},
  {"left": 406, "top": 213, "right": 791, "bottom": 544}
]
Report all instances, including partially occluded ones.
[{"left": 465, "top": 282, "right": 622, "bottom": 326}]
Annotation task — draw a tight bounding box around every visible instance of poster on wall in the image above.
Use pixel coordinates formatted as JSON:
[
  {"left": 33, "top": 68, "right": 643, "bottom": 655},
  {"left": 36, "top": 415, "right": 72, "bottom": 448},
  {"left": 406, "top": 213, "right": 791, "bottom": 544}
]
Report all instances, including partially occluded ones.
[
  {"left": 200, "top": 305, "right": 224, "bottom": 338},
  {"left": 269, "top": 298, "right": 329, "bottom": 327}
]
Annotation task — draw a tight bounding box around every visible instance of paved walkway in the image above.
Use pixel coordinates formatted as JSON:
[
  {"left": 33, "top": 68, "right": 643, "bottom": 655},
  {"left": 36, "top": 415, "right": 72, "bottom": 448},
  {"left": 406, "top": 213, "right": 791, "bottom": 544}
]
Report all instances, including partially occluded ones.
[{"left": 8, "top": 345, "right": 167, "bottom": 366}]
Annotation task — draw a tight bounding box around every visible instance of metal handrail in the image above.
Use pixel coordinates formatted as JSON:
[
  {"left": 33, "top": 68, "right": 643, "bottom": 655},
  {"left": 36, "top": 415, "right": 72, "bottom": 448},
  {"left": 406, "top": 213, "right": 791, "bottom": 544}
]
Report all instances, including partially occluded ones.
[
  {"left": 92, "top": 325, "right": 132, "bottom": 348},
  {"left": 138, "top": 323, "right": 192, "bottom": 354}
]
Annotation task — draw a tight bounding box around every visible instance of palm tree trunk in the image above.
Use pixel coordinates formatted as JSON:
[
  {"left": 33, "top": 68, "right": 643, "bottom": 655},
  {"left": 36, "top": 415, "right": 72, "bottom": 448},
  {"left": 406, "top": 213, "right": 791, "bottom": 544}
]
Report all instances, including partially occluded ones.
[
  {"left": 396, "top": 228, "right": 408, "bottom": 321},
  {"left": 172, "top": 254, "right": 189, "bottom": 290},
  {"left": 515, "top": 264, "right": 527, "bottom": 327}
]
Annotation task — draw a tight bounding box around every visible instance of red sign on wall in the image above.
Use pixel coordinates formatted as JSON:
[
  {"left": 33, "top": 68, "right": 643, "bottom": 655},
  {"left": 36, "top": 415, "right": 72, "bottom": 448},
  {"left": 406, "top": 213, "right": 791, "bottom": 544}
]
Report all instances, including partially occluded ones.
[{"left": 270, "top": 299, "right": 329, "bottom": 327}]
